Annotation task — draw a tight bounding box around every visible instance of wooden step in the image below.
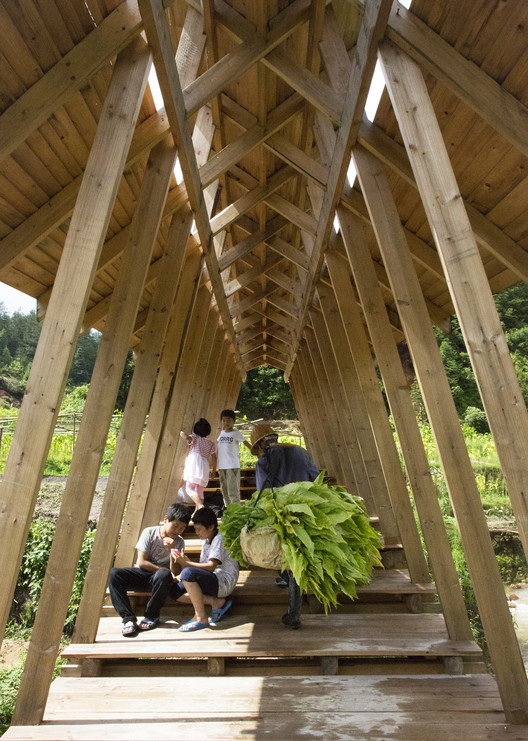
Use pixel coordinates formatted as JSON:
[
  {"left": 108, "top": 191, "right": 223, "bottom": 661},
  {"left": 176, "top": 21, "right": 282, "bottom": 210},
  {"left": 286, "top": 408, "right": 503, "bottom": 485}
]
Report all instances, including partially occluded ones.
[
  {"left": 103, "top": 569, "right": 436, "bottom": 613},
  {"left": 4, "top": 673, "right": 519, "bottom": 740},
  {"left": 63, "top": 613, "right": 480, "bottom": 673}
]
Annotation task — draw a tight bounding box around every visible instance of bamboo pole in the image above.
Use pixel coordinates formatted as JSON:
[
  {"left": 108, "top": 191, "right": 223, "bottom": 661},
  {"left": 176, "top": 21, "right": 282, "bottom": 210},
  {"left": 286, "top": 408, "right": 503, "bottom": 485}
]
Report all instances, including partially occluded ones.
[
  {"left": 352, "top": 134, "right": 528, "bottom": 722},
  {"left": 0, "top": 38, "right": 151, "bottom": 646},
  {"left": 12, "top": 132, "right": 176, "bottom": 725},
  {"left": 72, "top": 208, "right": 193, "bottom": 644}
]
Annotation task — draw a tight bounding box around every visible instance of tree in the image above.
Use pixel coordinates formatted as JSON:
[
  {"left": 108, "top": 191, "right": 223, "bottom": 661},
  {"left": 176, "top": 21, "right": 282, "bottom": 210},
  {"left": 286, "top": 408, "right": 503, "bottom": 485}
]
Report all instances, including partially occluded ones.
[{"left": 237, "top": 366, "right": 297, "bottom": 419}]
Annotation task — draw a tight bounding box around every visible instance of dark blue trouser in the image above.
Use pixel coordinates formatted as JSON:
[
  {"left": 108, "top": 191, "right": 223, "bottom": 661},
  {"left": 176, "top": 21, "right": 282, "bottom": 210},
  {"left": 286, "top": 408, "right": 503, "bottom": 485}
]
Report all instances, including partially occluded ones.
[{"left": 108, "top": 566, "right": 175, "bottom": 623}]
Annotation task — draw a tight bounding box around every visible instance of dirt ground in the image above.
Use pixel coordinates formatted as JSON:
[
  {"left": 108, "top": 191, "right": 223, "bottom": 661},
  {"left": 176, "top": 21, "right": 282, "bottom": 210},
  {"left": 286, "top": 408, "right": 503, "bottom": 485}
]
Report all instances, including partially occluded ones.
[
  {"left": 0, "top": 639, "right": 28, "bottom": 669},
  {"left": 34, "top": 475, "right": 107, "bottom": 524}
]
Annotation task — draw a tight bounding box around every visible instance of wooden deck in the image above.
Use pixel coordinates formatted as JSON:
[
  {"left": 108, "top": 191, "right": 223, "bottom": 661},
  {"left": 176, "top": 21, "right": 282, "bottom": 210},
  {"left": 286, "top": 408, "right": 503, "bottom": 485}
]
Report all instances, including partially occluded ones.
[
  {"left": 4, "top": 565, "right": 528, "bottom": 739},
  {"left": 4, "top": 674, "right": 528, "bottom": 740},
  {"left": 4, "top": 545, "right": 526, "bottom": 738}
]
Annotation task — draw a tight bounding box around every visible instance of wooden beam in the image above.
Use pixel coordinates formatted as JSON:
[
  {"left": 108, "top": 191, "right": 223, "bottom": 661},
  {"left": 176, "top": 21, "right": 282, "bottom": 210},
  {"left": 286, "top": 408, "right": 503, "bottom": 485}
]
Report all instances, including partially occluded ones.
[
  {"left": 182, "top": 0, "right": 312, "bottom": 117},
  {"left": 386, "top": 2, "right": 528, "bottom": 160},
  {"left": 72, "top": 208, "right": 193, "bottom": 645},
  {"left": 0, "top": 39, "right": 151, "bottom": 649},
  {"left": 337, "top": 205, "right": 473, "bottom": 643},
  {"left": 114, "top": 245, "right": 203, "bottom": 565},
  {"left": 139, "top": 0, "right": 242, "bottom": 372},
  {"left": 357, "top": 120, "right": 528, "bottom": 284},
  {"left": 0, "top": 0, "right": 144, "bottom": 163},
  {"left": 284, "top": 0, "right": 392, "bottom": 380},
  {"left": 12, "top": 130, "right": 174, "bottom": 726},
  {"left": 353, "top": 60, "right": 528, "bottom": 717}
]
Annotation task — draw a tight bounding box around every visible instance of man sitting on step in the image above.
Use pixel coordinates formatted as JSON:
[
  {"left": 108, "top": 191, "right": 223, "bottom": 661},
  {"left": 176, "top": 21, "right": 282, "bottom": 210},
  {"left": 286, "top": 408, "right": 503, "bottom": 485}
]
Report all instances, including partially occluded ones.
[{"left": 109, "top": 503, "right": 193, "bottom": 637}]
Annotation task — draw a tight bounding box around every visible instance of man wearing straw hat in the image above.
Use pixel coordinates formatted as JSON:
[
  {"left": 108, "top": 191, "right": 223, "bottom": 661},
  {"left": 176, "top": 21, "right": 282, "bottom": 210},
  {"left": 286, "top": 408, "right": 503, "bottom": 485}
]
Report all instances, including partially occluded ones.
[{"left": 250, "top": 423, "right": 319, "bottom": 629}]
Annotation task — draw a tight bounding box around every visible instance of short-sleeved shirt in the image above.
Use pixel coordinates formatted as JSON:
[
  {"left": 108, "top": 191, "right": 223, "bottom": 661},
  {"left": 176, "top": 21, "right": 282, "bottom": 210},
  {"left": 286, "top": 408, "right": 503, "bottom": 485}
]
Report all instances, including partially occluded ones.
[
  {"left": 217, "top": 428, "right": 247, "bottom": 469},
  {"left": 135, "top": 526, "right": 185, "bottom": 567},
  {"left": 201, "top": 532, "right": 239, "bottom": 598}
]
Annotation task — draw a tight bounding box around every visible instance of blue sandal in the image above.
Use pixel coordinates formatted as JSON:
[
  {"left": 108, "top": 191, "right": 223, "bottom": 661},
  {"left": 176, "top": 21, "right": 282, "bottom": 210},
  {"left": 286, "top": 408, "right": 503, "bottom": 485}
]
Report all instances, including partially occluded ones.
[
  {"left": 122, "top": 621, "right": 138, "bottom": 637},
  {"left": 211, "top": 599, "right": 232, "bottom": 623},
  {"left": 138, "top": 617, "right": 159, "bottom": 631},
  {"left": 178, "top": 619, "right": 209, "bottom": 632}
]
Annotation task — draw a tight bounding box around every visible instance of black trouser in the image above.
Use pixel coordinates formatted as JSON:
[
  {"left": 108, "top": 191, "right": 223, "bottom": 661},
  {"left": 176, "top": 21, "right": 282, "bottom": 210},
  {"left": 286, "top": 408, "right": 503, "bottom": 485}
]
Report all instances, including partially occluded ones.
[
  {"left": 108, "top": 566, "right": 175, "bottom": 623},
  {"left": 285, "top": 572, "right": 302, "bottom": 624}
]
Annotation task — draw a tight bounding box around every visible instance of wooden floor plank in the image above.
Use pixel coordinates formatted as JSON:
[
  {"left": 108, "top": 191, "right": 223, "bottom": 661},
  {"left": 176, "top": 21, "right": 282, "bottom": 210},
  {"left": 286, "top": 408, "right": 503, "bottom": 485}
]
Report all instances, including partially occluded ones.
[
  {"left": 63, "top": 613, "right": 480, "bottom": 660},
  {"left": 42, "top": 675, "right": 504, "bottom": 719}
]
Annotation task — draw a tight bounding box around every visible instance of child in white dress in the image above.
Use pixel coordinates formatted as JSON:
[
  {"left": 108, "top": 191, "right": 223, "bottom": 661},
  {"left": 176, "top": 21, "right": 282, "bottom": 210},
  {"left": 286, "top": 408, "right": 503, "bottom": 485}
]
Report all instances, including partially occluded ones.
[{"left": 180, "top": 418, "right": 217, "bottom": 512}]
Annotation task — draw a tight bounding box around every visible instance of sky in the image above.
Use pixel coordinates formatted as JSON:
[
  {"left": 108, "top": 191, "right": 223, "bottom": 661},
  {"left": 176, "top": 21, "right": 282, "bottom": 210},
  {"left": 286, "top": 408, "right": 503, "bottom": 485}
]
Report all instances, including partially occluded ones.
[{"left": 0, "top": 282, "right": 37, "bottom": 315}]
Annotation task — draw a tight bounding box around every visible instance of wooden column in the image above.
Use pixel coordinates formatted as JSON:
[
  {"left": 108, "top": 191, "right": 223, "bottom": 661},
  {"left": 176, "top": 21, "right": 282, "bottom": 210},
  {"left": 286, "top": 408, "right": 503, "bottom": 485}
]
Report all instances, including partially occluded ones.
[
  {"left": 294, "top": 345, "right": 326, "bottom": 469},
  {"left": 72, "top": 208, "right": 193, "bottom": 644},
  {"left": 13, "top": 134, "right": 176, "bottom": 725},
  {"left": 308, "top": 304, "right": 382, "bottom": 518},
  {"left": 317, "top": 276, "right": 429, "bottom": 581},
  {"left": 289, "top": 368, "right": 319, "bottom": 463},
  {"left": 302, "top": 330, "right": 349, "bottom": 485},
  {"left": 352, "top": 139, "right": 528, "bottom": 722},
  {"left": 0, "top": 38, "right": 151, "bottom": 645},
  {"left": 113, "top": 246, "right": 203, "bottom": 566},
  {"left": 164, "top": 306, "right": 221, "bottom": 510},
  {"left": 338, "top": 207, "right": 472, "bottom": 641},
  {"left": 379, "top": 40, "right": 528, "bottom": 565},
  {"left": 140, "top": 285, "right": 213, "bottom": 529},
  {"left": 312, "top": 293, "right": 403, "bottom": 547}
]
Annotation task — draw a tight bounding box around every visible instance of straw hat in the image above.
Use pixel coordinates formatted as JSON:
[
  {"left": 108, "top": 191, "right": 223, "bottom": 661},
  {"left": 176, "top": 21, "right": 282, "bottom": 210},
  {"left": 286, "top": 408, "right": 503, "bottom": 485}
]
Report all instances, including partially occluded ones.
[{"left": 250, "top": 423, "right": 277, "bottom": 454}]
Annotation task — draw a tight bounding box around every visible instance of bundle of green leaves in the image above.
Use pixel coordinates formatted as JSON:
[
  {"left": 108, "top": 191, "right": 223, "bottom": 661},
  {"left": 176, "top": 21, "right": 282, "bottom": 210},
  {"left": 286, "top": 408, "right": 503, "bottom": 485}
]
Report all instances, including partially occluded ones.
[{"left": 220, "top": 473, "right": 383, "bottom": 612}]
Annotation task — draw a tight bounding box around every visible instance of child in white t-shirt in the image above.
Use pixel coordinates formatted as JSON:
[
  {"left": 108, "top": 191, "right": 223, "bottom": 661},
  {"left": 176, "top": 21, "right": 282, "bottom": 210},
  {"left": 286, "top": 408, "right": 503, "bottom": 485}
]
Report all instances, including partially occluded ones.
[{"left": 216, "top": 409, "right": 252, "bottom": 507}]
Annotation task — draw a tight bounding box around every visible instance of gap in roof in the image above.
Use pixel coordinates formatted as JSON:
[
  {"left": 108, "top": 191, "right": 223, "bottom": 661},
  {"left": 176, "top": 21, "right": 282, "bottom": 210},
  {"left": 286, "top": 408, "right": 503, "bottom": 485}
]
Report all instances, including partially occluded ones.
[{"left": 148, "top": 67, "right": 184, "bottom": 184}]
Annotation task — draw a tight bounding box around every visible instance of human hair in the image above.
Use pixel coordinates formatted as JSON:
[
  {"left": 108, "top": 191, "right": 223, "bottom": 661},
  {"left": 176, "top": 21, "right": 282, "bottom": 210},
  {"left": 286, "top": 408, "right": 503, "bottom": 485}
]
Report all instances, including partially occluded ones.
[
  {"left": 191, "top": 507, "right": 218, "bottom": 530},
  {"left": 166, "top": 503, "right": 193, "bottom": 524},
  {"left": 193, "top": 417, "right": 211, "bottom": 437},
  {"left": 220, "top": 409, "right": 236, "bottom": 421}
]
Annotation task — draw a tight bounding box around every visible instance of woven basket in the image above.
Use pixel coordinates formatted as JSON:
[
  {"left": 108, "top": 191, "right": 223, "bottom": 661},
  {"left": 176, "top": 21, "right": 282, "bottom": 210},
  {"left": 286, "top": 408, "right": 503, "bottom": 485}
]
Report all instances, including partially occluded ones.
[{"left": 240, "top": 524, "right": 283, "bottom": 569}]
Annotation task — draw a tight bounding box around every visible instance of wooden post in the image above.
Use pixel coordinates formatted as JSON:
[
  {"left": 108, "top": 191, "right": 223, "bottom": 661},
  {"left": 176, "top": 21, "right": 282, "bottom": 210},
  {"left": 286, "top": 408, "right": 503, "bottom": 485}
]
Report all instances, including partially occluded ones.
[
  {"left": 379, "top": 39, "right": 528, "bottom": 566},
  {"left": 72, "top": 208, "right": 193, "bottom": 644},
  {"left": 140, "top": 286, "right": 214, "bottom": 529},
  {"left": 338, "top": 206, "right": 472, "bottom": 642},
  {"left": 113, "top": 246, "right": 203, "bottom": 566},
  {"left": 294, "top": 345, "right": 326, "bottom": 469},
  {"left": 164, "top": 306, "right": 221, "bottom": 512},
  {"left": 352, "top": 138, "right": 528, "bottom": 722},
  {"left": 301, "top": 331, "right": 349, "bottom": 486},
  {"left": 317, "top": 275, "right": 429, "bottom": 580},
  {"left": 12, "top": 131, "right": 176, "bottom": 724},
  {"left": 311, "top": 295, "right": 403, "bottom": 547},
  {"left": 0, "top": 38, "right": 151, "bottom": 646}
]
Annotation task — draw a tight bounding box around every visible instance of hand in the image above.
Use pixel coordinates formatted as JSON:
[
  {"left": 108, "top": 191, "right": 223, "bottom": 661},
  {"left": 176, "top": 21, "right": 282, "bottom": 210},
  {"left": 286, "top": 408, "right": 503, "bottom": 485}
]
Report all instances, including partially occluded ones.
[
  {"left": 171, "top": 548, "right": 182, "bottom": 558},
  {"left": 163, "top": 536, "right": 175, "bottom": 548}
]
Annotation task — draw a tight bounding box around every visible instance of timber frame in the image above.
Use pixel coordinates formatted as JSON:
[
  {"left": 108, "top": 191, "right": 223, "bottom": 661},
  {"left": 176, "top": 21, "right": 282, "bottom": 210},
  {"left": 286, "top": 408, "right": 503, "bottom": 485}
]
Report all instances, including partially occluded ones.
[{"left": 1, "top": 0, "right": 528, "bottom": 731}]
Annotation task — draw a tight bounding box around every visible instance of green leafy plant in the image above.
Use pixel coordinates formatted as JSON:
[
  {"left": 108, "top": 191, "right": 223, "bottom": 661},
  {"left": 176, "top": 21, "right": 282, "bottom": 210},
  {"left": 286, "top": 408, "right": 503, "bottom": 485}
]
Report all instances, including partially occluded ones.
[{"left": 220, "top": 474, "right": 382, "bottom": 612}]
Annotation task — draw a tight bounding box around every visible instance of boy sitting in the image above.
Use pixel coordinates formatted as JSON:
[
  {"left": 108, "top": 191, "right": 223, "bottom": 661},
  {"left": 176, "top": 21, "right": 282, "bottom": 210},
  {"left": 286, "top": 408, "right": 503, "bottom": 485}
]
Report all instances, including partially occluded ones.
[{"left": 109, "top": 503, "right": 192, "bottom": 636}]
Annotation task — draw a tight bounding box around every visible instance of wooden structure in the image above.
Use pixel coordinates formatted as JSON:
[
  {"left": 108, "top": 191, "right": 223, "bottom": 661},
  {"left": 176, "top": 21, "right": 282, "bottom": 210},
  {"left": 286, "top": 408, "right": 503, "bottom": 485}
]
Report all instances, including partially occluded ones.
[{"left": 1, "top": 0, "right": 528, "bottom": 736}]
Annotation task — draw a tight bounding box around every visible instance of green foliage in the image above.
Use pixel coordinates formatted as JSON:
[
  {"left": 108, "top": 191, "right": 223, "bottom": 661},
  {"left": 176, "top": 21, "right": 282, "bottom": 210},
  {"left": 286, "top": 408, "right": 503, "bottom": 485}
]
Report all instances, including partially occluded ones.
[
  {"left": 12, "top": 519, "right": 95, "bottom": 636},
  {"left": 221, "top": 474, "right": 382, "bottom": 612},
  {"left": 237, "top": 367, "right": 296, "bottom": 419},
  {"left": 0, "top": 649, "right": 66, "bottom": 735},
  {"left": 0, "top": 658, "right": 24, "bottom": 735}
]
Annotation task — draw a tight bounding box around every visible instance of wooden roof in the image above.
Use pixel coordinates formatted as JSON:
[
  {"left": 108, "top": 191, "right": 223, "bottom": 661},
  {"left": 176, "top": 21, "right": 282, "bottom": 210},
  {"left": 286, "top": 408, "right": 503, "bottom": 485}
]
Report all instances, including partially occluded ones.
[{"left": 0, "top": 0, "right": 527, "bottom": 375}]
